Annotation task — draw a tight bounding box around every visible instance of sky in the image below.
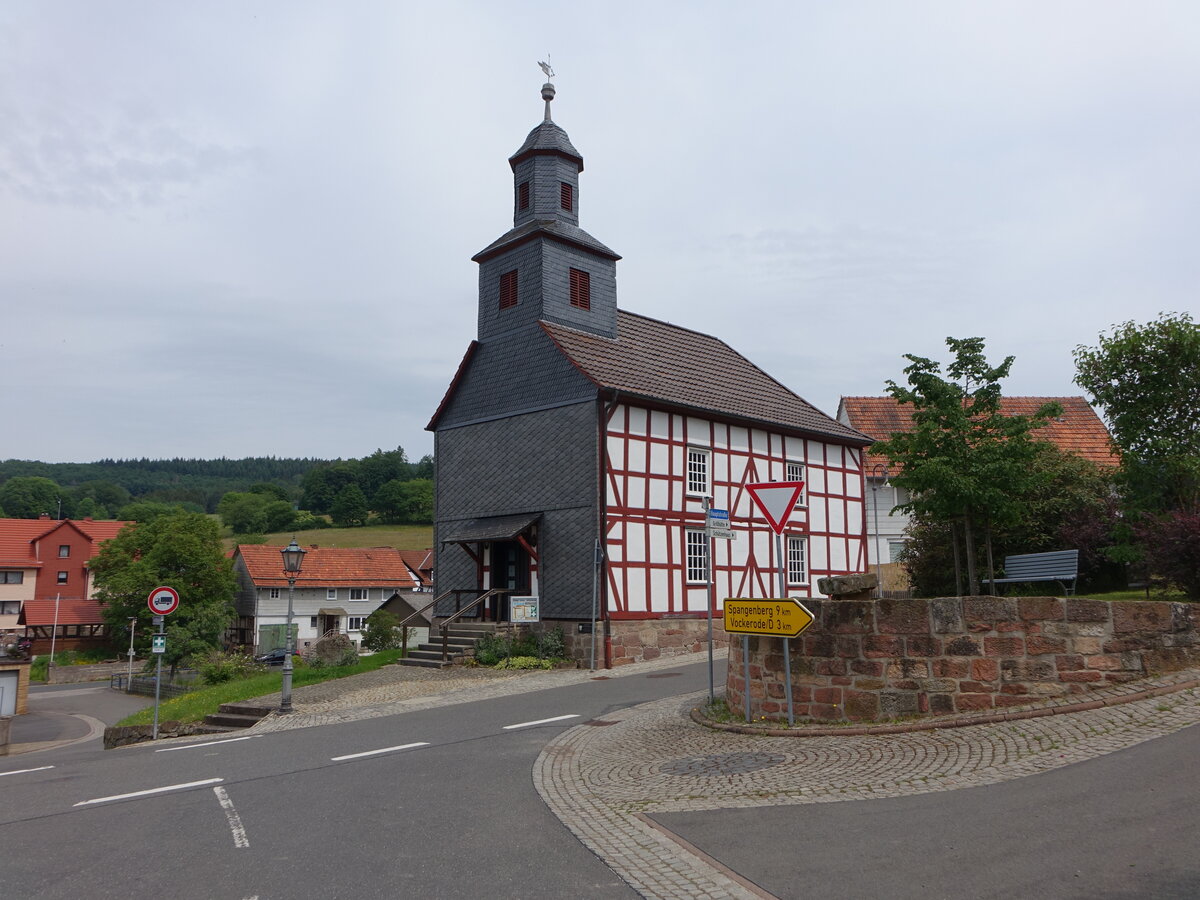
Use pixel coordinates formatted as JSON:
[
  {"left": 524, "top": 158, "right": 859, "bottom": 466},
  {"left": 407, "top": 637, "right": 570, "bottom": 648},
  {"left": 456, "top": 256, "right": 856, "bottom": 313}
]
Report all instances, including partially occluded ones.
[{"left": 2, "top": 1, "right": 1197, "bottom": 464}]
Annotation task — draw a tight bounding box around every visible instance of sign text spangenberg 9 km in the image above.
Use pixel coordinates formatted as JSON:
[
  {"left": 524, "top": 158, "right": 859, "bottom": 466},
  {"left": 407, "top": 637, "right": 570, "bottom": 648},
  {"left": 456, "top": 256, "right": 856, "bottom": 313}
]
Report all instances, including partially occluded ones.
[{"left": 723, "top": 599, "right": 814, "bottom": 638}]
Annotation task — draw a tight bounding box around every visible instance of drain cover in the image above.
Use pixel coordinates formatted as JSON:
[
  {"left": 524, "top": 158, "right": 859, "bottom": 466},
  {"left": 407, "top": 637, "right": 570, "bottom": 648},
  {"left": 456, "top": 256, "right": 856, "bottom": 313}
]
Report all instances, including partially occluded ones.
[{"left": 660, "top": 752, "right": 786, "bottom": 777}]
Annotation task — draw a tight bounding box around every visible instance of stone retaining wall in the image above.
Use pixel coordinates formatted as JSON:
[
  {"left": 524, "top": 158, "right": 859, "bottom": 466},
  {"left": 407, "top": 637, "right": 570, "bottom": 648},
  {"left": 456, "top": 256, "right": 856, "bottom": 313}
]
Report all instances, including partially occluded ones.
[
  {"left": 726, "top": 597, "right": 1198, "bottom": 723},
  {"left": 48, "top": 660, "right": 138, "bottom": 684}
]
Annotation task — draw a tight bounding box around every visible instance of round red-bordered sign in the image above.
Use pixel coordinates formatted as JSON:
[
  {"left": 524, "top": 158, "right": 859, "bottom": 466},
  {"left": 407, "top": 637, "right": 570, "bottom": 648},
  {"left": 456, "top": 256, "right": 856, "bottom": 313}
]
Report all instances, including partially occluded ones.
[{"left": 147, "top": 586, "right": 180, "bottom": 615}]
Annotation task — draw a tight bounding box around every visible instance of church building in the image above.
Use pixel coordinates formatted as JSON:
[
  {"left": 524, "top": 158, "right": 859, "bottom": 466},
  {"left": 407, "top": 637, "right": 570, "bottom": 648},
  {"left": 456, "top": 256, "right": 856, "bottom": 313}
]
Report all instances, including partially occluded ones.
[{"left": 428, "top": 77, "right": 872, "bottom": 666}]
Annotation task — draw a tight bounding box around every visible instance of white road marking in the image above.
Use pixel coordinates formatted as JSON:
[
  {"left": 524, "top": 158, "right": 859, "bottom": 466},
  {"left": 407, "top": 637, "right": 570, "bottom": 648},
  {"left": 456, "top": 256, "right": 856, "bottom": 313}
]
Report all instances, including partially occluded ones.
[
  {"left": 503, "top": 714, "right": 580, "bottom": 730},
  {"left": 156, "top": 736, "right": 255, "bottom": 752},
  {"left": 213, "top": 785, "right": 250, "bottom": 848},
  {"left": 0, "top": 765, "right": 55, "bottom": 778},
  {"left": 74, "top": 778, "right": 224, "bottom": 807},
  {"left": 330, "top": 742, "right": 430, "bottom": 761}
]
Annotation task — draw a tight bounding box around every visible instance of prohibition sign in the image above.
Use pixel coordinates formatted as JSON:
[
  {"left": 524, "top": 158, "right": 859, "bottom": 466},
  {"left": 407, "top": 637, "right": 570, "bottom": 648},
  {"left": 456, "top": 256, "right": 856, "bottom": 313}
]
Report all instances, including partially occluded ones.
[{"left": 147, "top": 586, "right": 180, "bottom": 616}]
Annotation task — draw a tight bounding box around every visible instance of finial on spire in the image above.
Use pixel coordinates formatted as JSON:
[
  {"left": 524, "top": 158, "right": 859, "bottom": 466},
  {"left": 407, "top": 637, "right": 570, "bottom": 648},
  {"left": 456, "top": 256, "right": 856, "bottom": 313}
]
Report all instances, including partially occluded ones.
[{"left": 538, "top": 56, "right": 556, "bottom": 121}]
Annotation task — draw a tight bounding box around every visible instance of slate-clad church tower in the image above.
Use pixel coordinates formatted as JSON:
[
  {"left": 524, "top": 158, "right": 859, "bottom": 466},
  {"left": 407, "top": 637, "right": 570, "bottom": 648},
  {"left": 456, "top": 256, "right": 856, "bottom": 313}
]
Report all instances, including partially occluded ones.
[{"left": 429, "top": 76, "right": 873, "bottom": 667}]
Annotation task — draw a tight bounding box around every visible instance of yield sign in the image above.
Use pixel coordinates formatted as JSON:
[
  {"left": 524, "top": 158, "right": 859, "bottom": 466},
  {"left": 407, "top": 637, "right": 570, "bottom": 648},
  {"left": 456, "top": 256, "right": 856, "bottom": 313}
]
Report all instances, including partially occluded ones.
[{"left": 745, "top": 481, "right": 805, "bottom": 534}]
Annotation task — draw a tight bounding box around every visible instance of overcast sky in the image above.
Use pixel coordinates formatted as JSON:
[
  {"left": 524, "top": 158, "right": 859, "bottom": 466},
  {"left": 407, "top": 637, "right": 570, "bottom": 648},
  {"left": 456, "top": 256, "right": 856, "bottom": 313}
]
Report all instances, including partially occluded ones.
[{"left": 2, "top": 1, "right": 1196, "bottom": 464}]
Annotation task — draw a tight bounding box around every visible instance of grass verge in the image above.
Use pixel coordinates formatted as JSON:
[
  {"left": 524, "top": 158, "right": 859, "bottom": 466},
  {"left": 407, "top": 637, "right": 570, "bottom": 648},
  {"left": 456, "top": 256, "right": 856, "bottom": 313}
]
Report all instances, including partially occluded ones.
[
  {"left": 116, "top": 649, "right": 406, "bottom": 727},
  {"left": 222, "top": 524, "right": 433, "bottom": 552}
]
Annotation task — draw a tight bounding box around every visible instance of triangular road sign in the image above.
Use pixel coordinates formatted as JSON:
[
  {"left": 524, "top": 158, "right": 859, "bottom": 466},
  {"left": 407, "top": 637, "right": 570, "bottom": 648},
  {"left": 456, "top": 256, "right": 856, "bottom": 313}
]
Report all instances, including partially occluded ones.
[{"left": 745, "top": 481, "right": 805, "bottom": 534}]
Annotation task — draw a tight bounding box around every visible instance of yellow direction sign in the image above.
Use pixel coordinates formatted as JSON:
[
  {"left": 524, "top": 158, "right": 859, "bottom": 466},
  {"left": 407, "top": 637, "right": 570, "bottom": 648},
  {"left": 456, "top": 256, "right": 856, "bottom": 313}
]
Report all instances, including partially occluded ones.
[{"left": 723, "top": 598, "right": 815, "bottom": 638}]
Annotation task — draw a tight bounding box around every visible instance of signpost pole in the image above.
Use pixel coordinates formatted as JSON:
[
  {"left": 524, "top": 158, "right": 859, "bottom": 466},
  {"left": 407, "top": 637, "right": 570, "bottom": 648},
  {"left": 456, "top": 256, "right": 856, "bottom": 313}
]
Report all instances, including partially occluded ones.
[
  {"left": 742, "top": 635, "right": 751, "bottom": 722},
  {"left": 704, "top": 497, "right": 715, "bottom": 703},
  {"left": 152, "top": 615, "right": 164, "bottom": 740},
  {"left": 590, "top": 539, "right": 601, "bottom": 671},
  {"left": 776, "top": 532, "right": 795, "bottom": 727}
]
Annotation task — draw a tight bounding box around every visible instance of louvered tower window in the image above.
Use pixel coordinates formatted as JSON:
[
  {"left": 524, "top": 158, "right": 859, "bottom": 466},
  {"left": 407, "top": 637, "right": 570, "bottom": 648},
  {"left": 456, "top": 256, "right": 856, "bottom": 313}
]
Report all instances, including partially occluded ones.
[
  {"left": 518, "top": 182, "right": 530, "bottom": 211},
  {"left": 499, "top": 270, "right": 518, "bottom": 309},
  {"left": 560, "top": 182, "right": 573, "bottom": 211},
  {"left": 569, "top": 268, "right": 590, "bottom": 310}
]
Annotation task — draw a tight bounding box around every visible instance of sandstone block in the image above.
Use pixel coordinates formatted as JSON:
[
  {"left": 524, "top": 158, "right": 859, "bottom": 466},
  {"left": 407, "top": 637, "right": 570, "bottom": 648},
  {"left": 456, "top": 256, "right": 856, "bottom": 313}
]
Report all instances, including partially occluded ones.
[
  {"left": 984, "top": 637, "right": 1025, "bottom": 657},
  {"left": 1112, "top": 602, "right": 1173, "bottom": 634},
  {"left": 945, "top": 636, "right": 983, "bottom": 656},
  {"left": 817, "top": 573, "right": 878, "bottom": 596},
  {"left": 1065, "top": 599, "right": 1110, "bottom": 623},
  {"left": 1017, "top": 597, "right": 1064, "bottom": 621},
  {"left": 877, "top": 599, "right": 930, "bottom": 634},
  {"left": 930, "top": 597, "right": 964, "bottom": 633},
  {"left": 964, "top": 597, "right": 1018, "bottom": 625},
  {"left": 933, "top": 658, "right": 970, "bottom": 679}
]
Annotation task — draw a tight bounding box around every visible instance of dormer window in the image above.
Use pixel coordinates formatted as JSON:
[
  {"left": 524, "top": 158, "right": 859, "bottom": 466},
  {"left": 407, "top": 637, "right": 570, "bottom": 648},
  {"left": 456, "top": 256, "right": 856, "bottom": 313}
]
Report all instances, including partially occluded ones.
[
  {"left": 569, "top": 268, "right": 590, "bottom": 310},
  {"left": 499, "top": 270, "right": 518, "bottom": 310},
  {"left": 560, "top": 182, "right": 573, "bottom": 211},
  {"left": 518, "top": 182, "right": 530, "bottom": 211}
]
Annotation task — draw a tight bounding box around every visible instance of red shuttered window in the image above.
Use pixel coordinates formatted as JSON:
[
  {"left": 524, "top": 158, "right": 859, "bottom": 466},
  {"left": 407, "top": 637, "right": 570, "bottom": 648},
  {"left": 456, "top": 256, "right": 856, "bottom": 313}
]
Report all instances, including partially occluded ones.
[
  {"left": 560, "top": 182, "right": 573, "bottom": 211},
  {"left": 518, "top": 182, "right": 530, "bottom": 211},
  {"left": 569, "top": 268, "right": 590, "bottom": 310},
  {"left": 499, "top": 270, "right": 518, "bottom": 309}
]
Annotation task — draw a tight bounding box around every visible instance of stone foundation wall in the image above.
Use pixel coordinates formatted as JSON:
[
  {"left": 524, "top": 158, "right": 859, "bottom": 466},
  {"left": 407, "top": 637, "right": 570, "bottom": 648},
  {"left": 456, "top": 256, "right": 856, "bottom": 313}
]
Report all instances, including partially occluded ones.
[
  {"left": 47, "top": 660, "right": 136, "bottom": 684},
  {"left": 526, "top": 617, "right": 729, "bottom": 666},
  {"left": 726, "top": 597, "right": 1199, "bottom": 723}
]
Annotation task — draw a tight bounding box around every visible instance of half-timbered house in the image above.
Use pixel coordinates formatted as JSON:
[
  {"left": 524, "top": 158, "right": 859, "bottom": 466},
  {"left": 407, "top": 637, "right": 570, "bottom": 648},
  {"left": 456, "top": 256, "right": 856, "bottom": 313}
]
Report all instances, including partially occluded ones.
[{"left": 428, "top": 79, "right": 873, "bottom": 666}]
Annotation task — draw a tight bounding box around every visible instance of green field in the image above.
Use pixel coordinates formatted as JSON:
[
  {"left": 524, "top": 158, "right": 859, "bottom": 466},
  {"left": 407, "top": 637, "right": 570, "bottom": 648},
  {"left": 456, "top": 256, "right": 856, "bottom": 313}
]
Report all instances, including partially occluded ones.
[{"left": 223, "top": 524, "right": 433, "bottom": 552}]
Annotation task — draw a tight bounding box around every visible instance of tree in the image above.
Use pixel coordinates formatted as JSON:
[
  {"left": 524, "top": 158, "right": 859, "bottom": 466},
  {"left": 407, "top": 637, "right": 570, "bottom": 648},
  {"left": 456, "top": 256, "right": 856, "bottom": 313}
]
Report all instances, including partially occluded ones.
[
  {"left": 331, "top": 483, "right": 369, "bottom": 527},
  {"left": 361, "top": 608, "right": 403, "bottom": 651},
  {"left": 357, "top": 447, "right": 409, "bottom": 500},
  {"left": 90, "top": 512, "right": 237, "bottom": 673},
  {"left": 373, "top": 478, "right": 434, "bottom": 524},
  {"left": 1074, "top": 311, "right": 1200, "bottom": 514},
  {"left": 0, "top": 476, "right": 64, "bottom": 519},
  {"left": 248, "top": 482, "right": 292, "bottom": 503},
  {"left": 115, "top": 500, "right": 186, "bottom": 523},
  {"left": 873, "top": 337, "right": 1059, "bottom": 594},
  {"left": 217, "top": 492, "right": 269, "bottom": 534}
]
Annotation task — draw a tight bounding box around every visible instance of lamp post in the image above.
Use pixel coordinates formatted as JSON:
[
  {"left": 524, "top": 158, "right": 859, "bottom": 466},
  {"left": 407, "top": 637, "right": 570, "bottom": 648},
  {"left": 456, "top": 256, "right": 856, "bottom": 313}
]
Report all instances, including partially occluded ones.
[
  {"left": 279, "top": 538, "right": 306, "bottom": 714},
  {"left": 869, "top": 464, "right": 889, "bottom": 598}
]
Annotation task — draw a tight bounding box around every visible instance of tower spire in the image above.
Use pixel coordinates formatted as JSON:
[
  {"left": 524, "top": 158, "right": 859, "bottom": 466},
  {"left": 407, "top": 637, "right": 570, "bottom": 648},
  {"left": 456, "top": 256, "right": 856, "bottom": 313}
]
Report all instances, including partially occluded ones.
[{"left": 538, "top": 58, "right": 556, "bottom": 122}]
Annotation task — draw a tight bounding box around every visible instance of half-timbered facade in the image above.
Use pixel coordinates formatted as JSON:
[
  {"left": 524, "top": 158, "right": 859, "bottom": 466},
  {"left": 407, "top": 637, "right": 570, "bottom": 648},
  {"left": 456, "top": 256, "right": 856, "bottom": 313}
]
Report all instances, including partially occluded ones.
[{"left": 429, "top": 79, "right": 872, "bottom": 665}]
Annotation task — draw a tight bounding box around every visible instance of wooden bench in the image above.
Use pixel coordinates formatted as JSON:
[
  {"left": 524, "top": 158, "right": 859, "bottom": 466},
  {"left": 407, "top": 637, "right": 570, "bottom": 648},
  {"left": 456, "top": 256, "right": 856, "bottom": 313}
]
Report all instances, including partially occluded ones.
[{"left": 990, "top": 549, "right": 1079, "bottom": 596}]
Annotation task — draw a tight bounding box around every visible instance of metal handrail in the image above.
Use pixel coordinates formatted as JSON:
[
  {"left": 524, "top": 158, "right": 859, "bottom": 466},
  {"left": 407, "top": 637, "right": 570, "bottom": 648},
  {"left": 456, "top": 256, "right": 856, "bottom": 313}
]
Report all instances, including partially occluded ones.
[
  {"left": 436, "top": 588, "right": 511, "bottom": 662},
  {"left": 397, "top": 589, "right": 496, "bottom": 656}
]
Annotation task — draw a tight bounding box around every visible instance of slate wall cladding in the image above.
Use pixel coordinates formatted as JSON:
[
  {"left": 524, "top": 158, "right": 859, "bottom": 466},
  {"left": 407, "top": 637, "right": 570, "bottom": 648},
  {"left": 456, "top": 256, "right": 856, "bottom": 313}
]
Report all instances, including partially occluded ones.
[
  {"left": 540, "top": 242, "right": 617, "bottom": 338},
  {"left": 437, "top": 326, "right": 596, "bottom": 428},
  {"left": 478, "top": 243, "right": 546, "bottom": 342},
  {"left": 512, "top": 156, "right": 580, "bottom": 228},
  {"left": 434, "top": 401, "right": 600, "bottom": 619},
  {"left": 725, "top": 597, "right": 1199, "bottom": 722}
]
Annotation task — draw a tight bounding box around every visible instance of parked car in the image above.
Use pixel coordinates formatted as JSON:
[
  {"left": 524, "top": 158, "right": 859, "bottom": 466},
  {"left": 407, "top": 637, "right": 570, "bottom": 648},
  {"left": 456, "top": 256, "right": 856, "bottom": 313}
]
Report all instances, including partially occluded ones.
[{"left": 254, "top": 647, "right": 293, "bottom": 666}]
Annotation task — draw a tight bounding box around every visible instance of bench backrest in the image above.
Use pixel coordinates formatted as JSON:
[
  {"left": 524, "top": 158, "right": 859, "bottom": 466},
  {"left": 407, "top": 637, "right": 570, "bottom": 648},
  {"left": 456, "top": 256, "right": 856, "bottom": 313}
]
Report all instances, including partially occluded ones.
[{"left": 1001, "top": 549, "right": 1079, "bottom": 580}]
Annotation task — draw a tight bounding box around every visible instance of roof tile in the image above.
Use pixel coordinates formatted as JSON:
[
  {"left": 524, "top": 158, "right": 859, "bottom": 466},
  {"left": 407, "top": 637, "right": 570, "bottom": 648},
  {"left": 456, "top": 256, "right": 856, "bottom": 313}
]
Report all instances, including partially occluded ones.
[{"left": 235, "top": 544, "right": 417, "bottom": 590}]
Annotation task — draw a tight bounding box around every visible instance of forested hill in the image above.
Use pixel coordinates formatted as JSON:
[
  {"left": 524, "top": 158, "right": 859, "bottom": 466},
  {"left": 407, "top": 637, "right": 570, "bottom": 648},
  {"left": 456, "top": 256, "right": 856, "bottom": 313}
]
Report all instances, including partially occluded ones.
[{"left": 0, "top": 457, "right": 323, "bottom": 512}]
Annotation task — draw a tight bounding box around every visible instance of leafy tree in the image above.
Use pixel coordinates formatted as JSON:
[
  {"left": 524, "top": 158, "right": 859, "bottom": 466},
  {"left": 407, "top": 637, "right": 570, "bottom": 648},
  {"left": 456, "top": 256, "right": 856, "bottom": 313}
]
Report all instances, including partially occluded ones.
[
  {"left": 217, "top": 492, "right": 268, "bottom": 534},
  {"left": 74, "top": 496, "right": 108, "bottom": 519},
  {"left": 331, "top": 483, "right": 369, "bottom": 527},
  {"left": 71, "top": 480, "right": 131, "bottom": 515},
  {"left": 115, "top": 500, "right": 186, "bottom": 523},
  {"left": 361, "top": 608, "right": 402, "bottom": 651},
  {"left": 1074, "top": 311, "right": 1200, "bottom": 514},
  {"left": 0, "top": 476, "right": 64, "bottom": 519},
  {"left": 262, "top": 499, "right": 297, "bottom": 533},
  {"left": 90, "top": 512, "right": 237, "bottom": 673},
  {"left": 358, "top": 447, "right": 409, "bottom": 500},
  {"left": 248, "top": 482, "right": 292, "bottom": 502},
  {"left": 873, "top": 337, "right": 1059, "bottom": 594},
  {"left": 373, "top": 478, "right": 434, "bottom": 524}
]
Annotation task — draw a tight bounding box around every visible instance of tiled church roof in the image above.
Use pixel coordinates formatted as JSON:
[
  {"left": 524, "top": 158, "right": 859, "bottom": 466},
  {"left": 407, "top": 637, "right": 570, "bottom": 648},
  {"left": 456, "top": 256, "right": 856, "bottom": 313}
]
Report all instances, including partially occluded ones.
[
  {"left": 542, "top": 311, "right": 871, "bottom": 445},
  {"left": 838, "top": 395, "right": 1119, "bottom": 475}
]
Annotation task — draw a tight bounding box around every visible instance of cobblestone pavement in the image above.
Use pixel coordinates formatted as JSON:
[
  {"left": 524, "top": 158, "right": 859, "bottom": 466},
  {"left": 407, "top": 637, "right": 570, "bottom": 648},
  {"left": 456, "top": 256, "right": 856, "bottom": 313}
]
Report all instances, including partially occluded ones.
[{"left": 533, "top": 672, "right": 1200, "bottom": 900}]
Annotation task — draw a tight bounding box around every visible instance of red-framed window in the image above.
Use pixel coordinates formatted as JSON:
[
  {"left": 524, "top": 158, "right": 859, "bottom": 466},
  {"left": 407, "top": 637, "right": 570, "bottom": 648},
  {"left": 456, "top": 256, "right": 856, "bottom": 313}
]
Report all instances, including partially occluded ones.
[
  {"left": 499, "top": 270, "right": 518, "bottom": 310},
  {"left": 569, "top": 268, "right": 590, "bottom": 310}
]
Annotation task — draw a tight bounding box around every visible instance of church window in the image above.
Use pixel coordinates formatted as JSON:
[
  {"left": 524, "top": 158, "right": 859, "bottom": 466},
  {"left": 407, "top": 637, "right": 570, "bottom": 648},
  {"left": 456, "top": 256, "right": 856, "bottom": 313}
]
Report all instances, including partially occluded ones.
[
  {"left": 499, "top": 270, "right": 518, "bottom": 310},
  {"left": 569, "top": 268, "right": 590, "bottom": 310},
  {"left": 560, "top": 182, "right": 573, "bottom": 211},
  {"left": 518, "top": 181, "right": 530, "bottom": 211}
]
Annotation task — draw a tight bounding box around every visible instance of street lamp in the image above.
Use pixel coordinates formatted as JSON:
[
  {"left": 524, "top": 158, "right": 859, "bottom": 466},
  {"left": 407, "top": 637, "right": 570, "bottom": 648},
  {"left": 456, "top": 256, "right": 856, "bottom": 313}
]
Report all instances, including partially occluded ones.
[
  {"left": 869, "top": 464, "right": 890, "bottom": 598},
  {"left": 279, "top": 538, "right": 306, "bottom": 714}
]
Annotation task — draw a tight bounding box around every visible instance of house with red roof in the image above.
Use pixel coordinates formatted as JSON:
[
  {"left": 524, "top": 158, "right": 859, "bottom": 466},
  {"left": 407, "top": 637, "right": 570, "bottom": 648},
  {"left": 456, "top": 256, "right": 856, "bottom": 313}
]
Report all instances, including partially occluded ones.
[
  {"left": 231, "top": 544, "right": 419, "bottom": 652},
  {"left": 0, "top": 516, "right": 130, "bottom": 654},
  {"left": 836, "top": 396, "right": 1118, "bottom": 585},
  {"left": 428, "top": 79, "right": 873, "bottom": 666}
]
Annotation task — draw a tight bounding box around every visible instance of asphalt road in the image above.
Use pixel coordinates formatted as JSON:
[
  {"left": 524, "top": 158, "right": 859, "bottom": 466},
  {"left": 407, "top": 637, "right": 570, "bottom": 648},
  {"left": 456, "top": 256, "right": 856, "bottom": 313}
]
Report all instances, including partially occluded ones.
[
  {"left": 652, "top": 720, "right": 1200, "bottom": 900},
  {"left": 0, "top": 665, "right": 714, "bottom": 900}
]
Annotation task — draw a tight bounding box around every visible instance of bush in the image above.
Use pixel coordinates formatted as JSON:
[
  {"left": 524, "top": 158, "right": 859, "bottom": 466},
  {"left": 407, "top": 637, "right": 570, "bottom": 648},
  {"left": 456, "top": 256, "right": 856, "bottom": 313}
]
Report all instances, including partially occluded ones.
[
  {"left": 362, "top": 609, "right": 402, "bottom": 652},
  {"left": 307, "top": 646, "right": 358, "bottom": 669},
  {"left": 473, "top": 627, "right": 567, "bottom": 667},
  {"left": 1134, "top": 510, "right": 1200, "bottom": 600},
  {"left": 494, "top": 656, "right": 553, "bottom": 670},
  {"left": 196, "top": 650, "right": 265, "bottom": 685}
]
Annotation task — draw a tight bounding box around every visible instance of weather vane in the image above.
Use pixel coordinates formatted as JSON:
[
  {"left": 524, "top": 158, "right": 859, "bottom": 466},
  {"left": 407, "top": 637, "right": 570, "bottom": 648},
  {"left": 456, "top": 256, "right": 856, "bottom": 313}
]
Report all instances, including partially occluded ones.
[{"left": 538, "top": 57, "right": 555, "bottom": 81}]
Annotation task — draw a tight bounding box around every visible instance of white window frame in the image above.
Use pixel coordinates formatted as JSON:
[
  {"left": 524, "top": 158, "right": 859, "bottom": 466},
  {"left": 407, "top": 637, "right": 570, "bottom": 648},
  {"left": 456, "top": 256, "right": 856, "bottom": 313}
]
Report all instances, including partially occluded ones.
[
  {"left": 786, "top": 536, "right": 808, "bottom": 586},
  {"left": 686, "top": 529, "right": 708, "bottom": 584},
  {"left": 269, "top": 588, "right": 280, "bottom": 599},
  {"left": 785, "top": 460, "right": 806, "bottom": 507},
  {"left": 347, "top": 616, "right": 367, "bottom": 631},
  {"left": 686, "top": 447, "right": 710, "bottom": 497},
  {"left": 327, "top": 588, "right": 337, "bottom": 601},
  {"left": 349, "top": 588, "right": 368, "bottom": 601}
]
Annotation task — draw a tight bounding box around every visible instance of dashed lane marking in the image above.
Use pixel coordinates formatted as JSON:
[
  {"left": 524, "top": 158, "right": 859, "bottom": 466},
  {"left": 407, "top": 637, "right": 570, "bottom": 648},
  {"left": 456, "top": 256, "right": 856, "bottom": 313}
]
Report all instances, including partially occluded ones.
[
  {"left": 330, "top": 742, "right": 430, "bottom": 761},
  {"left": 213, "top": 785, "right": 250, "bottom": 848},
  {"left": 0, "top": 765, "right": 54, "bottom": 778},
  {"left": 155, "top": 735, "right": 257, "bottom": 752},
  {"left": 503, "top": 714, "right": 580, "bottom": 730},
  {"left": 74, "top": 778, "right": 224, "bottom": 807}
]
